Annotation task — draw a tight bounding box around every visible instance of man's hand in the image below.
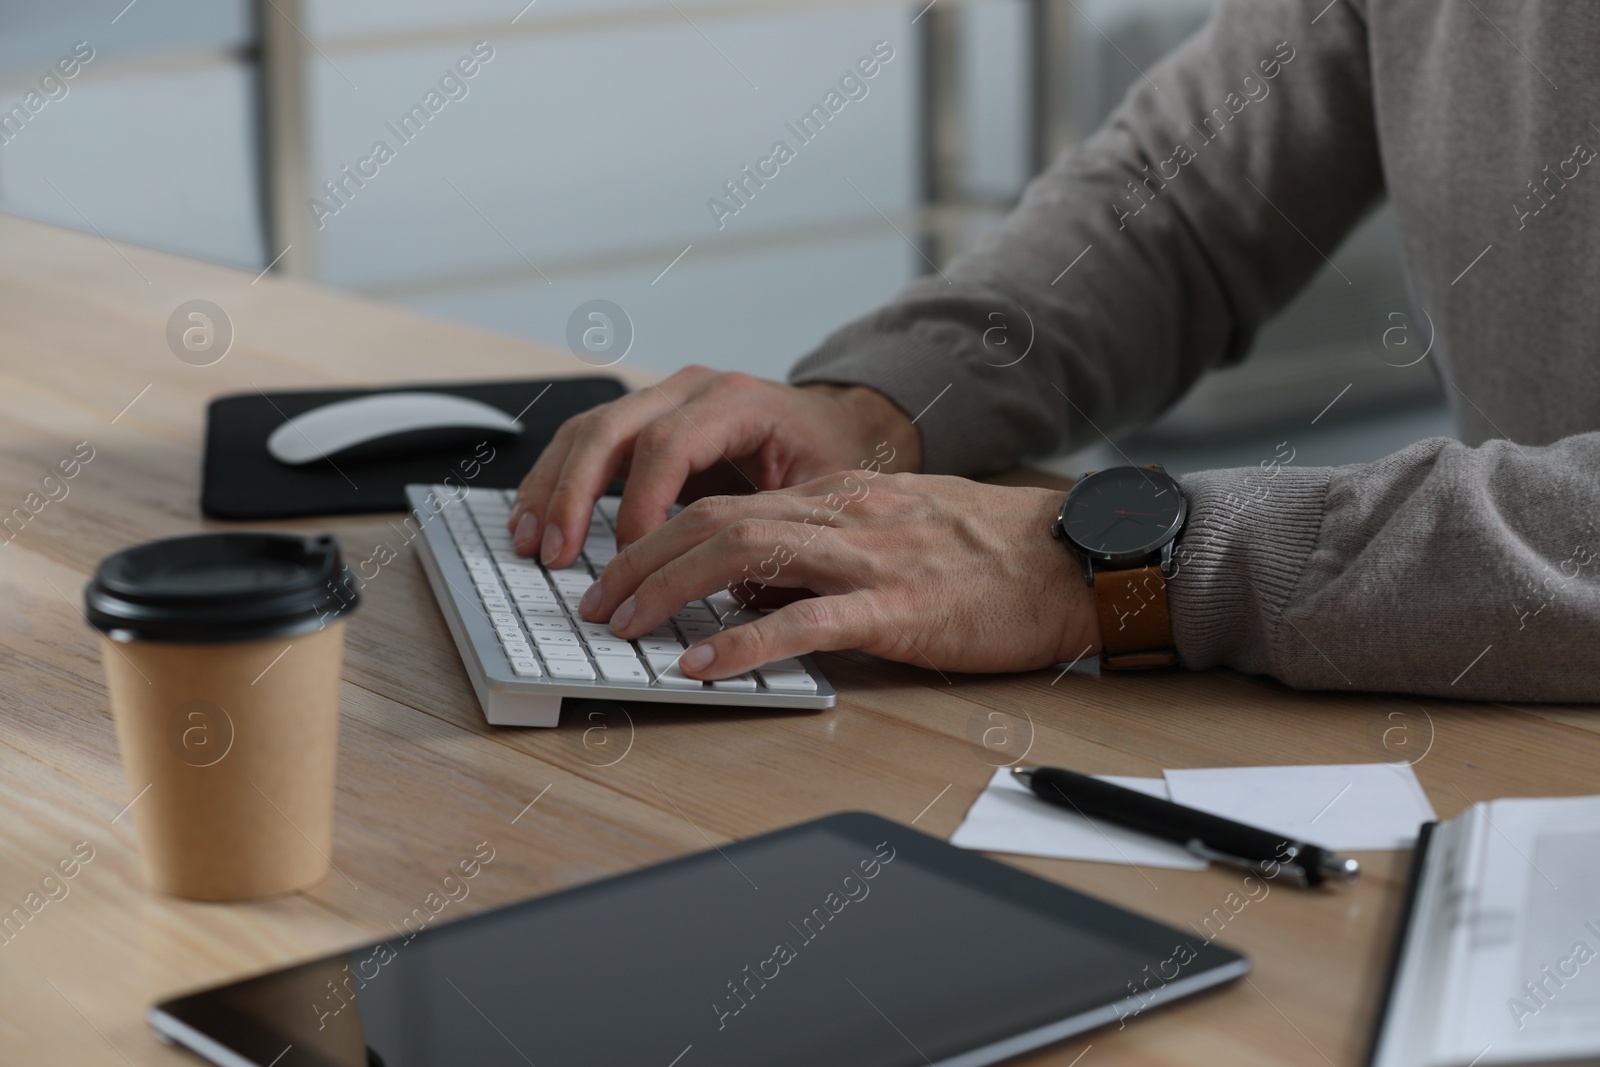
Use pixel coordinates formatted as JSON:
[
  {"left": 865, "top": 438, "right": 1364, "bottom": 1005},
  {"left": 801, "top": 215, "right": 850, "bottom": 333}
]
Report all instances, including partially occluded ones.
[
  {"left": 574, "top": 472, "right": 1102, "bottom": 679},
  {"left": 508, "top": 367, "right": 921, "bottom": 568}
]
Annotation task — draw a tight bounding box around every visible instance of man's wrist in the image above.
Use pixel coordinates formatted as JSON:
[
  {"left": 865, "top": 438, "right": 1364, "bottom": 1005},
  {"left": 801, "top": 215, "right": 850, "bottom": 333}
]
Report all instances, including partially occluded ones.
[
  {"left": 803, "top": 383, "right": 923, "bottom": 473},
  {"left": 1033, "top": 488, "right": 1104, "bottom": 665}
]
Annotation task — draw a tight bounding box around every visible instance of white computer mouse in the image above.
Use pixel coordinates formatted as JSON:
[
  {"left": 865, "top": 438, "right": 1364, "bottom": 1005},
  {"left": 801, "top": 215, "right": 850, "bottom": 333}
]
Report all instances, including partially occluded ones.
[{"left": 266, "top": 391, "right": 524, "bottom": 466}]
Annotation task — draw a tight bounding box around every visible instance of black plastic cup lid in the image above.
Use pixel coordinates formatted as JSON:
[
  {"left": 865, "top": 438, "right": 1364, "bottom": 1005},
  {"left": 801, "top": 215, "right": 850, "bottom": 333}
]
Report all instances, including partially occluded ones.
[{"left": 85, "top": 532, "right": 360, "bottom": 643}]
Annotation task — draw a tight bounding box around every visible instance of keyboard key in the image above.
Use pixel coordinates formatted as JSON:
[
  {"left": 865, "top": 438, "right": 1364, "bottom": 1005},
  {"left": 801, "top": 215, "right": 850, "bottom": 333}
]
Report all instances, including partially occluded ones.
[
  {"left": 644, "top": 625, "right": 680, "bottom": 642},
  {"left": 646, "top": 655, "right": 703, "bottom": 688},
  {"left": 519, "top": 603, "right": 566, "bottom": 619},
  {"left": 711, "top": 673, "right": 758, "bottom": 691},
  {"left": 503, "top": 637, "right": 533, "bottom": 658},
  {"left": 525, "top": 617, "right": 572, "bottom": 633},
  {"left": 585, "top": 638, "right": 634, "bottom": 658},
  {"left": 760, "top": 657, "right": 806, "bottom": 672},
  {"left": 509, "top": 658, "right": 543, "bottom": 677},
  {"left": 541, "top": 644, "right": 589, "bottom": 662},
  {"left": 673, "top": 604, "right": 715, "bottom": 624},
  {"left": 595, "top": 656, "right": 650, "bottom": 684},
  {"left": 534, "top": 632, "right": 581, "bottom": 649},
  {"left": 638, "top": 637, "right": 685, "bottom": 656},
  {"left": 489, "top": 611, "right": 519, "bottom": 627},
  {"left": 550, "top": 567, "right": 592, "bottom": 583},
  {"left": 574, "top": 622, "right": 615, "bottom": 641},
  {"left": 506, "top": 578, "right": 553, "bottom": 594},
  {"left": 756, "top": 669, "right": 817, "bottom": 692},
  {"left": 705, "top": 590, "right": 743, "bottom": 618},
  {"left": 678, "top": 621, "right": 720, "bottom": 641},
  {"left": 546, "top": 658, "right": 596, "bottom": 680}
]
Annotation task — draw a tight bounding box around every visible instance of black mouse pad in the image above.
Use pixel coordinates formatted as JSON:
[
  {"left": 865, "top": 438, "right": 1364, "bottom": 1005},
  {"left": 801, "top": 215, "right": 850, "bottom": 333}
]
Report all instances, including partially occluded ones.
[{"left": 201, "top": 376, "right": 627, "bottom": 520}]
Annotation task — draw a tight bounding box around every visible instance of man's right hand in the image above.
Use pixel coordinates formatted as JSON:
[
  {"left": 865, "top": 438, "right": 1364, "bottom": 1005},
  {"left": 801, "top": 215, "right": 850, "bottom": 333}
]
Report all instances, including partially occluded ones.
[{"left": 507, "top": 366, "right": 921, "bottom": 568}]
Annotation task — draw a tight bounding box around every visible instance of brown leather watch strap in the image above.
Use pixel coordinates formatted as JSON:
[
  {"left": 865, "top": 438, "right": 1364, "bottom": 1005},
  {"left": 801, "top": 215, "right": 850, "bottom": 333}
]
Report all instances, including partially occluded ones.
[{"left": 1092, "top": 565, "right": 1178, "bottom": 670}]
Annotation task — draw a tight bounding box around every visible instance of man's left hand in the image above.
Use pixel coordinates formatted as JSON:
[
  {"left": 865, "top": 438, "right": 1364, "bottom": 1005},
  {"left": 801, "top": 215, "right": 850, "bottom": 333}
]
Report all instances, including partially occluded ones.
[{"left": 576, "top": 472, "right": 1103, "bottom": 679}]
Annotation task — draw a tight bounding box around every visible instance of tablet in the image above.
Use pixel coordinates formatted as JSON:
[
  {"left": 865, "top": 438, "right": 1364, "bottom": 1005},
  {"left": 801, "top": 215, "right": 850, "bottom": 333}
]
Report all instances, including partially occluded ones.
[{"left": 151, "top": 813, "right": 1247, "bottom": 1067}]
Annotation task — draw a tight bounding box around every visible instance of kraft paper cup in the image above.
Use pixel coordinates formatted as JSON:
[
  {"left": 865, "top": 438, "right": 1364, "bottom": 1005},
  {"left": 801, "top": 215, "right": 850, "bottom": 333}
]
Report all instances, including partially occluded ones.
[{"left": 86, "top": 532, "right": 360, "bottom": 902}]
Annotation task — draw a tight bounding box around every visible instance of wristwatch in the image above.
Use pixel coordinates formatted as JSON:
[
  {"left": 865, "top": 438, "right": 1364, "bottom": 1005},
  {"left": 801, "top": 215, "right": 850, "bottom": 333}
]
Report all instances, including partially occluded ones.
[{"left": 1051, "top": 464, "right": 1187, "bottom": 670}]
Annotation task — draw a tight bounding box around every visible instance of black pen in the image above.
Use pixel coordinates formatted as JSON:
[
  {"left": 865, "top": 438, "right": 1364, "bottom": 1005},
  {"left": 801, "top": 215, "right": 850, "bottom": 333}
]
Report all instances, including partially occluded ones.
[{"left": 1011, "top": 765, "right": 1360, "bottom": 888}]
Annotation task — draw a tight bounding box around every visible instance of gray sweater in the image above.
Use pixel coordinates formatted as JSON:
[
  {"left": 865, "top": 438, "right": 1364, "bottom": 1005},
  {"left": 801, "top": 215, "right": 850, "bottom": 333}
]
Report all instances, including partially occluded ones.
[{"left": 790, "top": 0, "right": 1600, "bottom": 701}]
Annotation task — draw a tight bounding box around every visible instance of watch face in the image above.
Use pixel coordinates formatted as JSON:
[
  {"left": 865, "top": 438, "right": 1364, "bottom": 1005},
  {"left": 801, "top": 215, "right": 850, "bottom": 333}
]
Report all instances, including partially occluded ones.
[{"left": 1060, "top": 467, "right": 1186, "bottom": 561}]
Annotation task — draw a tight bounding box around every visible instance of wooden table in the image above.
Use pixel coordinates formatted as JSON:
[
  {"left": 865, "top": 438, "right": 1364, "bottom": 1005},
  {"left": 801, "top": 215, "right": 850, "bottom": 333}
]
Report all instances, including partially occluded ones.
[{"left": 2, "top": 212, "right": 1596, "bottom": 1066}]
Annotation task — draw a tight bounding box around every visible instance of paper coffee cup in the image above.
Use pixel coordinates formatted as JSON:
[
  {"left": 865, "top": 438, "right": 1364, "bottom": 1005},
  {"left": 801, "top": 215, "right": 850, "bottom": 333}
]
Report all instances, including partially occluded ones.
[{"left": 85, "top": 532, "right": 360, "bottom": 901}]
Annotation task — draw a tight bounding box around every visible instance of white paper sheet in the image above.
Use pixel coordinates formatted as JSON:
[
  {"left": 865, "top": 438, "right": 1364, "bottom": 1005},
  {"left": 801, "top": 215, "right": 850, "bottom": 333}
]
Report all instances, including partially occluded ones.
[
  {"left": 1162, "top": 762, "right": 1437, "bottom": 851},
  {"left": 948, "top": 768, "right": 1209, "bottom": 869}
]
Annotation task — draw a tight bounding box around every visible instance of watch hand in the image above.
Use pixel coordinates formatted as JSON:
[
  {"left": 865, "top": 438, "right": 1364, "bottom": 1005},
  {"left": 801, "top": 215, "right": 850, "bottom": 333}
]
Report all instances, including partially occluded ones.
[{"left": 1093, "top": 515, "right": 1127, "bottom": 542}]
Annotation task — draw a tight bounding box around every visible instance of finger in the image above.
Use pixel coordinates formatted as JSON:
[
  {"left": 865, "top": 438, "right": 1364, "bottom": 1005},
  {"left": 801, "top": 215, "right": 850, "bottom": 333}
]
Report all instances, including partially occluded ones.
[
  {"left": 678, "top": 594, "right": 872, "bottom": 679},
  {"left": 583, "top": 493, "right": 824, "bottom": 621},
  {"left": 508, "top": 417, "right": 578, "bottom": 552},
  {"left": 611, "top": 375, "right": 777, "bottom": 547},
  {"left": 537, "top": 369, "right": 720, "bottom": 567},
  {"left": 598, "top": 515, "right": 841, "bottom": 638},
  {"left": 509, "top": 375, "right": 696, "bottom": 548}
]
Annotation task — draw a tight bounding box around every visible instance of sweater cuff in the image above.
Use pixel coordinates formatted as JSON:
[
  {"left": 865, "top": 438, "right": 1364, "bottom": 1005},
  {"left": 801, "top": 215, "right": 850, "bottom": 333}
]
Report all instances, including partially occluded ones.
[{"left": 1169, "top": 465, "right": 1332, "bottom": 674}]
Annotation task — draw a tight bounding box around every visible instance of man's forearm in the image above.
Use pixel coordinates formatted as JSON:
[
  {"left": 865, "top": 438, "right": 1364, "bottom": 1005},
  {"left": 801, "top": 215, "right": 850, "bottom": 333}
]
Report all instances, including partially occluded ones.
[
  {"left": 1168, "top": 432, "right": 1600, "bottom": 701},
  {"left": 790, "top": 0, "right": 1382, "bottom": 477}
]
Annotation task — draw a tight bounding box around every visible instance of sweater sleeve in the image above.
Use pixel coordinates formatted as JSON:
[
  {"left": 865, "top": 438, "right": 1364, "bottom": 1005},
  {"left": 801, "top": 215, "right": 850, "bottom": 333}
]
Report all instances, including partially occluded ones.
[
  {"left": 1171, "top": 433, "right": 1600, "bottom": 701},
  {"left": 788, "top": 0, "right": 1384, "bottom": 476}
]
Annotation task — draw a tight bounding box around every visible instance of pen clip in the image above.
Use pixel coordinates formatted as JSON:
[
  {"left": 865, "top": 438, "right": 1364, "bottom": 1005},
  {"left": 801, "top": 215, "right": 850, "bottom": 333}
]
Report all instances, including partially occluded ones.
[{"left": 1184, "top": 838, "right": 1309, "bottom": 887}]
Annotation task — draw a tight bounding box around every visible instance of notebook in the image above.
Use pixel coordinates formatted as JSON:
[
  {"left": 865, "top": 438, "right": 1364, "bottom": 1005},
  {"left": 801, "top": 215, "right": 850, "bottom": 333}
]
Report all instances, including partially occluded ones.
[{"left": 1368, "top": 795, "right": 1600, "bottom": 1067}]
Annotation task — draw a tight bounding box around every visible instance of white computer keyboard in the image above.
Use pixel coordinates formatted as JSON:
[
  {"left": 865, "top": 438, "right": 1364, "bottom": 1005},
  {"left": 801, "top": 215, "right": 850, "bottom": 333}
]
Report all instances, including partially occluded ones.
[{"left": 406, "top": 484, "right": 836, "bottom": 727}]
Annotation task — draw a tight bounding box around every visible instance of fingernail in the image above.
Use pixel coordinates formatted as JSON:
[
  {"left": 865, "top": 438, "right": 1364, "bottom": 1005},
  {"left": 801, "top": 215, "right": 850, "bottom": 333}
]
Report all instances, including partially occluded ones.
[
  {"left": 540, "top": 524, "right": 564, "bottom": 565},
  {"left": 610, "top": 596, "right": 637, "bottom": 633},
  {"left": 507, "top": 502, "right": 526, "bottom": 532},
  {"left": 514, "top": 512, "right": 539, "bottom": 553},
  {"left": 680, "top": 643, "right": 715, "bottom": 673},
  {"left": 578, "top": 581, "right": 601, "bottom": 618}
]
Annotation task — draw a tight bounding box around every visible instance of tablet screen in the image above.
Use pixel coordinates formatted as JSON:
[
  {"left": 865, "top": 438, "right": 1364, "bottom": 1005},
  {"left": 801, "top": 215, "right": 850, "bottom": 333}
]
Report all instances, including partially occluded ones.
[{"left": 154, "top": 813, "right": 1245, "bottom": 1067}]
